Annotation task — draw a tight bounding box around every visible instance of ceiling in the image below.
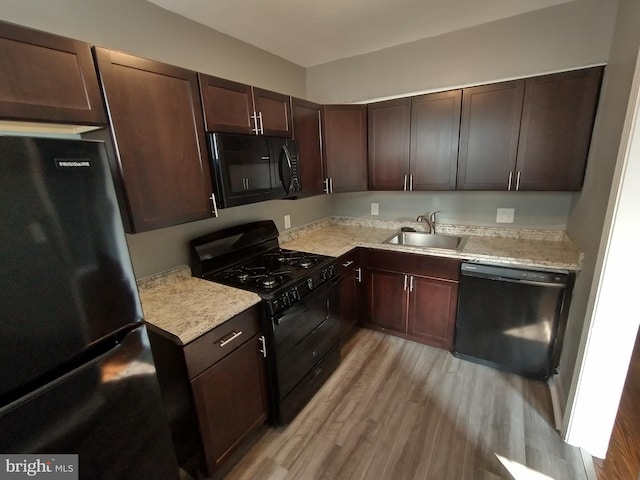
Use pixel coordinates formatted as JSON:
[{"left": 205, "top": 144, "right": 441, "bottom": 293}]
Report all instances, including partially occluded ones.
[{"left": 146, "top": 0, "right": 574, "bottom": 68}]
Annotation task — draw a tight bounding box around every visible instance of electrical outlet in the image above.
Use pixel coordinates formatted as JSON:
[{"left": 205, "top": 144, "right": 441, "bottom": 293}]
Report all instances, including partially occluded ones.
[
  {"left": 284, "top": 214, "right": 291, "bottom": 229},
  {"left": 496, "top": 208, "right": 515, "bottom": 223},
  {"left": 371, "top": 203, "right": 379, "bottom": 216}
]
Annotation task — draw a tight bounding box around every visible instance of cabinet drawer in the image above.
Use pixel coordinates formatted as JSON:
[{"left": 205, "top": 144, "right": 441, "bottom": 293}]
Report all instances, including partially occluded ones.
[
  {"left": 337, "top": 248, "right": 361, "bottom": 275},
  {"left": 364, "top": 248, "right": 460, "bottom": 281},
  {"left": 184, "top": 306, "right": 260, "bottom": 379}
]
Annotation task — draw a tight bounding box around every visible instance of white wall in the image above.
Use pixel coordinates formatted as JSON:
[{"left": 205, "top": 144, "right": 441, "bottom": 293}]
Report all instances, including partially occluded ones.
[
  {"left": 332, "top": 191, "right": 573, "bottom": 229},
  {"left": 562, "top": 0, "right": 640, "bottom": 458},
  {"left": 307, "top": 0, "right": 616, "bottom": 104},
  {"left": 126, "top": 195, "right": 333, "bottom": 278},
  {"left": 559, "top": 0, "right": 640, "bottom": 412},
  {"left": 0, "top": 0, "right": 305, "bottom": 96},
  {"left": 0, "top": 0, "right": 329, "bottom": 278},
  {"left": 313, "top": 1, "right": 617, "bottom": 232}
]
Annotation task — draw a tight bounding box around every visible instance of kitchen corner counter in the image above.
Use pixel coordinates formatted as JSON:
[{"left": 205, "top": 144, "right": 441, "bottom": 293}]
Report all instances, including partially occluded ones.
[
  {"left": 279, "top": 218, "right": 583, "bottom": 272},
  {"left": 137, "top": 265, "right": 261, "bottom": 345}
]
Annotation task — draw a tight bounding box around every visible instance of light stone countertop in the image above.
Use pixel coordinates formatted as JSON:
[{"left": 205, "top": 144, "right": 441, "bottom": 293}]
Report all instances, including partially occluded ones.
[
  {"left": 137, "top": 217, "right": 583, "bottom": 345},
  {"left": 137, "top": 265, "right": 261, "bottom": 345},
  {"left": 280, "top": 217, "right": 583, "bottom": 272}
]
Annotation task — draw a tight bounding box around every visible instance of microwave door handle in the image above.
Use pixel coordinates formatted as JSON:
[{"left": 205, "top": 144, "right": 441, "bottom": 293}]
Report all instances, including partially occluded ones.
[{"left": 279, "top": 145, "right": 293, "bottom": 195}]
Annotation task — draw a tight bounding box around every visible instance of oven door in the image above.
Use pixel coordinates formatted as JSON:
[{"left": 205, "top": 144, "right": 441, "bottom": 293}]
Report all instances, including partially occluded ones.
[{"left": 268, "top": 279, "right": 341, "bottom": 423}]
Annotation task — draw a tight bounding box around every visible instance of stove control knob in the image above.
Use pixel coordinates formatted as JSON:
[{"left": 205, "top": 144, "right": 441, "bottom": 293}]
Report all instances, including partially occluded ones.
[
  {"left": 307, "top": 278, "right": 314, "bottom": 290},
  {"left": 282, "top": 295, "right": 290, "bottom": 307}
]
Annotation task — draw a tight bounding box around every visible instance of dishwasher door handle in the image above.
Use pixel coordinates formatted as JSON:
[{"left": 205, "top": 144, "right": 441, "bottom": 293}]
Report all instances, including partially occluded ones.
[{"left": 462, "top": 272, "right": 565, "bottom": 288}]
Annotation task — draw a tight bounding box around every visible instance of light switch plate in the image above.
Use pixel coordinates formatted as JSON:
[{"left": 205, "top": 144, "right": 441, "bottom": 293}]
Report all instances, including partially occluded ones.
[
  {"left": 496, "top": 208, "right": 515, "bottom": 223},
  {"left": 371, "top": 203, "right": 379, "bottom": 216},
  {"left": 284, "top": 214, "right": 291, "bottom": 229}
]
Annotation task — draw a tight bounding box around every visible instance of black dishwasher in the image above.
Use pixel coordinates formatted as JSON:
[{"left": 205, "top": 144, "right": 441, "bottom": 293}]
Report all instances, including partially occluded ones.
[{"left": 454, "top": 262, "right": 573, "bottom": 381}]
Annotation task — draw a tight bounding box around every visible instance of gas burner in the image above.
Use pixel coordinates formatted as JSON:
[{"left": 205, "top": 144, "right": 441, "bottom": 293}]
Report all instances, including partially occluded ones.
[
  {"left": 259, "top": 276, "right": 279, "bottom": 288},
  {"left": 265, "top": 250, "right": 321, "bottom": 270},
  {"left": 254, "top": 270, "right": 292, "bottom": 289},
  {"left": 220, "top": 266, "right": 268, "bottom": 283}
]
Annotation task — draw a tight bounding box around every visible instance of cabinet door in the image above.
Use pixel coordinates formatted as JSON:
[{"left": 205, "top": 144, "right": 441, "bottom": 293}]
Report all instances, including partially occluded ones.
[
  {"left": 407, "top": 275, "right": 458, "bottom": 350},
  {"left": 292, "top": 97, "right": 324, "bottom": 194},
  {"left": 516, "top": 67, "right": 603, "bottom": 191},
  {"left": 0, "top": 21, "right": 106, "bottom": 125},
  {"left": 191, "top": 334, "right": 268, "bottom": 472},
  {"left": 410, "top": 90, "right": 461, "bottom": 191},
  {"left": 94, "top": 48, "right": 213, "bottom": 232},
  {"left": 337, "top": 249, "right": 362, "bottom": 342},
  {"left": 367, "top": 98, "right": 411, "bottom": 190},
  {"left": 253, "top": 87, "right": 292, "bottom": 138},
  {"left": 198, "top": 74, "right": 254, "bottom": 134},
  {"left": 364, "top": 268, "right": 407, "bottom": 334},
  {"left": 457, "top": 80, "right": 524, "bottom": 190},
  {"left": 322, "top": 105, "right": 368, "bottom": 192}
]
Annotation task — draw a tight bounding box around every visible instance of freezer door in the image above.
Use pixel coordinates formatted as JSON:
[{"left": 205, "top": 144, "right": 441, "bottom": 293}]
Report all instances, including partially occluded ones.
[
  {"left": 0, "top": 136, "right": 142, "bottom": 402},
  {"left": 0, "top": 326, "right": 178, "bottom": 480}
]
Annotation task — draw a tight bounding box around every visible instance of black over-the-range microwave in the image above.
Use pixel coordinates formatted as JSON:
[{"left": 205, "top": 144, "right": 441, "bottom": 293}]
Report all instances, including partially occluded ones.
[{"left": 207, "top": 132, "right": 301, "bottom": 208}]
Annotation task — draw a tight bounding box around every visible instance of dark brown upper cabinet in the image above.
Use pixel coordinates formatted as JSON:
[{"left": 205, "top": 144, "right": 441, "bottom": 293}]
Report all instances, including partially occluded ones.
[
  {"left": 367, "top": 98, "right": 411, "bottom": 191},
  {"left": 291, "top": 97, "right": 324, "bottom": 195},
  {"left": 515, "top": 67, "right": 603, "bottom": 191},
  {"left": 410, "top": 90, "right": 461, "bottom": 191},
  {"left": 367, "top": 91, "right": 461, "bottom": 192},
  {"left": 0, "top": 21, "right": 106, "bottom": 125},
  {"left": 457, "top": 80, "right": 525, "bottom": 190},
  {"left": 94, "top": 47, "right": 215, "bottom": 233},
  {"left": 322, "top": 105, "right": 368, "bottom": 193},
  {"left": 198, "top": 73, "right": 292, "bottom": 138}
]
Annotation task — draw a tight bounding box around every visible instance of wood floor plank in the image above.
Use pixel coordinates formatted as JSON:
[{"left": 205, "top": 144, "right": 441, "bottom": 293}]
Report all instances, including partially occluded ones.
[{"left": 214, "top": 329, "right": 591, "bottom": 480}]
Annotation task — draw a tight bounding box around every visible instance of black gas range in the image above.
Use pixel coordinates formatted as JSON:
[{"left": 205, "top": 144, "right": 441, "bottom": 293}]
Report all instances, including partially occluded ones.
[
  {"left": 189, "top": 220, "right": 342, "bottom": 425},
  {"left": 202, "top": 247, "right": 336, "bottom": 316}
]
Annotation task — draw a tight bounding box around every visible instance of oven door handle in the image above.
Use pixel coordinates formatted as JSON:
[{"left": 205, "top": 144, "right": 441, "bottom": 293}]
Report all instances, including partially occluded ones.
[
  {"left": 295, "top": 317, "right": 329, "bottom": 347},
  {"left": 273, "top": 279, "right": 338, "bottom": 326}
]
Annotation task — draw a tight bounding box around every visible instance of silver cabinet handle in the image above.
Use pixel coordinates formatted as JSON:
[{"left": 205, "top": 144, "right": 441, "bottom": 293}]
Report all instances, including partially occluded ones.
[
  {"left": 324, "top": 178, "right": 330, "bottom": 194},
  {"left": 342, "top": 260, "right": 354, "bottom": 267},
  {"left": 258, "top": 111, "right": 264, "bottom": 135},
  {"left": 330, "top": 177, "right": 334, "bottom": 193},
  {"left": 251, "top": 112, "right": 259, "bottom": 134},
  {"left": 409, "top": 174, "right": 414, "bottom": 191},
  {"left": 508, "top": 171, "right": 513, "bottom": 191},
  {"left": 356, "top": 267, "right": 362, "bottom": 283},
  {"left": 403, "top": 274, "right": 408, "bottom": 291},
  {"left": 209, "top": 193, "right": 218, "bottom": 217},
  {"left": 218, "top": 330, "right": 243, "bottom": 347},
  {"left": 409, "top": 275, "right": 414, "bottom": 292},
  {"left": 516, "top": 171, "right": 521, "bottom": 191},
  {"left": 258, "top": 335, "right": 267, "bottom": 358},
  {"left": 403, "top": 174, "right": 407, "bottom": 191}
]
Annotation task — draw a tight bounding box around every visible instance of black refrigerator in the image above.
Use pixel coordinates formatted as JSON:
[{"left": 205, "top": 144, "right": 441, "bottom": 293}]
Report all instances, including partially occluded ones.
[{"left": 0, "top": 136, "right": 179, "bottom": 479}]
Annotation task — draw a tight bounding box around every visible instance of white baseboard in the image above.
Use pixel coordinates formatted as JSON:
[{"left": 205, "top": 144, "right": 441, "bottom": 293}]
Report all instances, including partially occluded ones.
[{"left": 548, "top": 373, "right": 566, "bottom": 431}]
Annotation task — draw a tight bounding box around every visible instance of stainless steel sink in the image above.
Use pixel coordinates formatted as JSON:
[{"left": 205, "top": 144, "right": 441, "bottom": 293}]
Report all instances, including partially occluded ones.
[{"left": 383, "top": 231, "right": 465, "bottom": 251}]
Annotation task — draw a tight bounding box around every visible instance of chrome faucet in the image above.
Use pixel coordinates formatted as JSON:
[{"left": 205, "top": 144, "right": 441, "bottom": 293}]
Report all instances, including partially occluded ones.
[
  {"left": 429, "top": 211, "right": 441, "bottom": 234},
  {"left": 416, "top": 211, "right": 441, "bottom": 234}
]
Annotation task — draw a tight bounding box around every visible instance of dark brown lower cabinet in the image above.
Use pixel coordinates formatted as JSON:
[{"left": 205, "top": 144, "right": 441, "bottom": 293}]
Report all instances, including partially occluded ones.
[
  {"left": 191, "top": 334, "right": 268, "bottom": 471},
  {"left": 147, "top": 305, "right": 268, "bottom": 478},
  {"left": 362, "top": 249, "right": 460, "bottom": 350},
  {"left": 336, "top": 249, "right": 363, "bottom": 342}
]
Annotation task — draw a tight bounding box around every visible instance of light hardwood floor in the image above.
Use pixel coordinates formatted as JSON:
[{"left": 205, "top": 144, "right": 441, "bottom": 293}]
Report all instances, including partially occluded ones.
[{"left": 211, "top": 329, "right": 591, "bottom": 480}]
